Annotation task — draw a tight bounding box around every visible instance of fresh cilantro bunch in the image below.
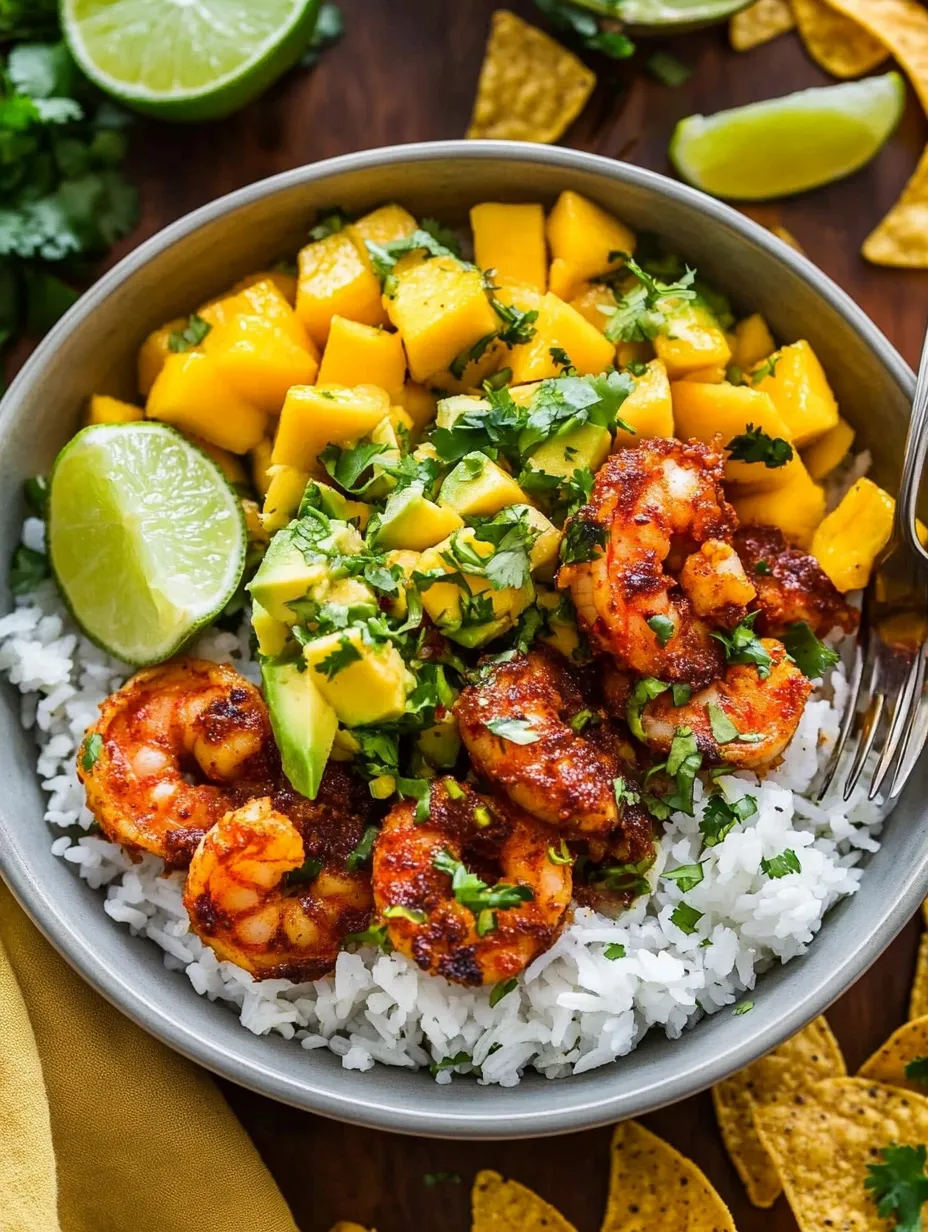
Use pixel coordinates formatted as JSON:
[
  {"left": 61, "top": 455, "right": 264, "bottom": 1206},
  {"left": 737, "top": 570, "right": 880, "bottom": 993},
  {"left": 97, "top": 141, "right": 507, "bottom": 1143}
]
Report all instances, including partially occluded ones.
[
  {"left": 533, "top": 0, "right": 635, "bottom": 59},
  {"left": 0, "top": 36, "right": 138, "bottom": 370},
  {"left": 865, "top": 1144, "right": 928, "bottom": 1232}
]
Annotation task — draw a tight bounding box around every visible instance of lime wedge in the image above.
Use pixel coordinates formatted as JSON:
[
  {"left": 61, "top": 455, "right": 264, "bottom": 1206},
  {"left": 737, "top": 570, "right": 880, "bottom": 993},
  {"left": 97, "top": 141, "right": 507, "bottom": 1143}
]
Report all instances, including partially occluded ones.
[
  {"left": 62, "top": 0, "right": 320, "bottom": 121},
  {"left": 577, "top": 0, "right": 754, "bottom": 34},
  {"left": 670, "top": 71, "right": 905, "bottom": 200},
  {"left": 48, "top": 423, "right": 246, "bottom": 666}
]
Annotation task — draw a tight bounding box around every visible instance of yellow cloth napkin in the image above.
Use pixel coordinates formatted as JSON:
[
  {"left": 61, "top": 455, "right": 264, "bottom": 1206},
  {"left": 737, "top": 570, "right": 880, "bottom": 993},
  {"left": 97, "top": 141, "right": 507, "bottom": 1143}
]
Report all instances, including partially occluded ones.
[{"left": 0, "top": 881, "right": 300, "bottom": 1232}]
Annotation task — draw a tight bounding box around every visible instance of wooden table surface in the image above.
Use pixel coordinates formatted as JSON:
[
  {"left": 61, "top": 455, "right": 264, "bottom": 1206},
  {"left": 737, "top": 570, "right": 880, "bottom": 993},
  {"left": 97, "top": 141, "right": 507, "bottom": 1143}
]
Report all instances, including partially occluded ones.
[{"left": 94, "top": 2, "right": 928, "bottom": 1227}]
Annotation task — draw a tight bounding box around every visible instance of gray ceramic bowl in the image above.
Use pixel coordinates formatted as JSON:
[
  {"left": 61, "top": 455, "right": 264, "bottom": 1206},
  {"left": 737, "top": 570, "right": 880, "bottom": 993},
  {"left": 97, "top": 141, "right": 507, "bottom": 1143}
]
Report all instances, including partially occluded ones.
[{"left": 0, "top": 141, "right": 924, "bottom": 1139}]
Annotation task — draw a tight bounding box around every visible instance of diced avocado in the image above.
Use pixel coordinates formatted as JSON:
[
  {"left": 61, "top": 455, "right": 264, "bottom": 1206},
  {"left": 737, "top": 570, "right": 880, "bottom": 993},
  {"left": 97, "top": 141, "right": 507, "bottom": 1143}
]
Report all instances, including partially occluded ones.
[
  {"left": 261, "top": 656, "right": 337, "bottom": 799},
  {"left": 435, "top": 394, "right": 489, "bottom": 430},
  {"left": 417, "top": 711, "right": 461, "bottom": 770},
  {"left": 300, "top": 479, "right": 371, "bottom": 530},
  {"left": 248, "top": 530, "right": 328, "bottom": 624},
  {"left": 438, "top": 452, "right": 528, "bottom": 517},
  {"left": 251, "top": 600, "right": 291, "bottom": 657},
  {"left": 523, "top": 421, "right": 611, "bottom": 483},
  {"left": 303, "top": 627, "right": 412, "bottom": 726},
  {"left": 514, "top": 504, "right": 562, "bottom": 580},
  {"left": 365, "top": 416, "right": 402, "bottom": 501},
  {"left": 329, "top": 726, "right": 360, "bottom": 761},
  {"left": 417, "top": 528, "right": 533, "bottom": 647},
  {"left": 374, "top": 483, "right": 464, "bottom": 551}
]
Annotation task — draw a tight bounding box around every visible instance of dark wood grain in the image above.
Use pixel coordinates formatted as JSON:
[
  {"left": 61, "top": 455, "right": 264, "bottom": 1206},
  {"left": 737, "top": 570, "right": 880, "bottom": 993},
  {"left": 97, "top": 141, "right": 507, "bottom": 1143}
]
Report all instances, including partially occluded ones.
[{"left": 73, "top": 1, "right": 928, "bottom": 1226}]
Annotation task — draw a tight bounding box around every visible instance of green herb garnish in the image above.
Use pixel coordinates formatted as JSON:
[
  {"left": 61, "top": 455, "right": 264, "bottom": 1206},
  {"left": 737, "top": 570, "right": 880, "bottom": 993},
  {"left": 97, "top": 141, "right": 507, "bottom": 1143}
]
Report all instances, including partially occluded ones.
[
  {"left": 711, "top": 611, "right": 772, "bottom": 678},
  {"left": 489, "top": 977, "right": 519, "bottom": 1007},
  {"left": 485, "top": 717, "right": 541, "bottom": 745},
  {"left": 383, "top": 905, "right": 427, "bottom": 924},
  {"left": 699, "top": 793, "right": 757, "bottom": 849},
  {"left": 663, "top": 862, "right": 705, "bottom": 892},
  {"left": 647, "top": 613, "right": 675, "bottom": 647},
  {"left": 168, "top": 312, "right": 211, "bottom": 352},
  {"left": 80, "top": 732, "right": 102, "bottom": 772},
  {"left": 726, "top": 423, "right": 793, "bottom": 469},
  {"left": 603, "top": 942, "right": 627, "bottom": 960},
  {"left": 782, "top": 620, "right": 840, "bottom": 679},
  {"left": 761, "top": 849, "right": 802, "bottom": 879},
  {"left": 670, "top": 901, "right": 703, "bottom": 936},
  {"left": 345, "top": 824, "right": 379, "bottom": 872}
]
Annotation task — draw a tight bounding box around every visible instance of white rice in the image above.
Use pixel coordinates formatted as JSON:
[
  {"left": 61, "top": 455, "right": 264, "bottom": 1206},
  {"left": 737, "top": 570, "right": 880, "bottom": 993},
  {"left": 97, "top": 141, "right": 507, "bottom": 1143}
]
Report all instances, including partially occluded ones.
[{"left": 0, "top": 515, "right": 884, "bottom": 1086}]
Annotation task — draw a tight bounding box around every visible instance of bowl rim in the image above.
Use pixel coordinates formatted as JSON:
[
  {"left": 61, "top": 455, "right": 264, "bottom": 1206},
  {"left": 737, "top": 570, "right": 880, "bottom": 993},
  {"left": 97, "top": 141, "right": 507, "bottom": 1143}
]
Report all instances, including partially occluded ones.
[{"left": 0, "top": 139, "right": 920, "bottom": 1138}]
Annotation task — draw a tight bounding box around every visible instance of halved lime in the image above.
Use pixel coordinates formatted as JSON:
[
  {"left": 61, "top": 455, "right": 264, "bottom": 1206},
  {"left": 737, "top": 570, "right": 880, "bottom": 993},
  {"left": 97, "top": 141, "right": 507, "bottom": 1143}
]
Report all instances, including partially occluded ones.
[
  {"left": 62, "top": 0, "right": 320, "bottom": 121},
  {"left": 571, "top": 0, "right": 754, "bottom": 34},
  {"left": 670, "top": 71, "right": 905, "bottom": 200},
  {"left": 48, "top": 423, "right": 246, "bottom": 666}
]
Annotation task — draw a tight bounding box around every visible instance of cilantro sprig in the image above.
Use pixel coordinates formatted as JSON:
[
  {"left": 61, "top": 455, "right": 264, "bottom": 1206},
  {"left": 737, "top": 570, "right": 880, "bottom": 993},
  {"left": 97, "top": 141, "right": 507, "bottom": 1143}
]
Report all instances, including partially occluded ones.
[
  {"left": 726, "top": 424, "right": 794, "bottom": 469},
  {"left": 602, "top": 257, "right": 697, "bottom": 344},
  {"left": 782, "top": 621, "right": 840, "bottom": 680},
  {"left": 711, "top": 611, "right": 773, "bottom": 679},
  {"left": 432, "top": 848, "right": 534, "bottom": 936},
  {"left": 865, "top": 1144, "right": 928, "bottom": 1232}
]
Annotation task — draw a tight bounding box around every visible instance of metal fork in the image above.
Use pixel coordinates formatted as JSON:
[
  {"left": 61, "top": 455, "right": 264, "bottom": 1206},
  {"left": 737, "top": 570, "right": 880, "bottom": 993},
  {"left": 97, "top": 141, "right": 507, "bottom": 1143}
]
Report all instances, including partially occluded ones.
[{"left": 817, "top": 323, "right": 928, "bottom": 805}]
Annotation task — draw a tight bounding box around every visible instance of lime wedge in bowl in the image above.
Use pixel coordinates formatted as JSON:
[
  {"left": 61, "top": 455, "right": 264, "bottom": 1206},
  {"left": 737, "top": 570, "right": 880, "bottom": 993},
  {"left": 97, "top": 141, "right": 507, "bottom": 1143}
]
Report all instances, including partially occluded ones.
[
  {"left": 48, "top": 423, "right": 246, "bottom": 666},
  {"left": 670, "top": 71, "right": 905, "bottom": 200},
  {"left": 62, "top": 0, "right": 320, "bottom": 121}
]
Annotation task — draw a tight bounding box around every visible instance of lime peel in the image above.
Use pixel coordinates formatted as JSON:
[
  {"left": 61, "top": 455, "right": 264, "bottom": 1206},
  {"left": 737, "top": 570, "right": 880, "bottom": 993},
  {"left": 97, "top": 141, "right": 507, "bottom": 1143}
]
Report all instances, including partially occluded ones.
[
  {"left": 48, "top": 423, "right": 246, "bottom": 666},
  {"left": 670, "top": 71, "right": 906, "bottom": 201},
  {"left": 62, "top": 0, "right": 321, "bottom": 121}
]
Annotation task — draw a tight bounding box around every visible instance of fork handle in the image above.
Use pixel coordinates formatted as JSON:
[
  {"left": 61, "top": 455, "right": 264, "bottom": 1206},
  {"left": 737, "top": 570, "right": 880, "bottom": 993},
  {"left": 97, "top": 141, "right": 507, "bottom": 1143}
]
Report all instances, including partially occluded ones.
[{"left": 897, "top": 322, "right": 928, "bottom": 567}]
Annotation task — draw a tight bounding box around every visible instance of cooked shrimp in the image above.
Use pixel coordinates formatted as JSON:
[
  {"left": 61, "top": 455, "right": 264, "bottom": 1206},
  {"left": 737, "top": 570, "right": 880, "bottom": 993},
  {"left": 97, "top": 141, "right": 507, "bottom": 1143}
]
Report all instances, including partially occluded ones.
[
  {"left": 733, "top": 526, "right": 858, "bottom": 637},
  {"left": 79, "top": 659, "right": 275, "bottom": 865},
  {"left": 184, "top": 795, "right": 373, "bottom": 981},
  {"left": 372, "top": 780, "right": 571, "bottom": 986},
  {"left": 454, "top": 649, "right": 624, "bottom": 839},
  {"left": 558, "top": 438, "right": 736, "bottom": 687},
  {"left": 639, "top": 639, "right": 811, "bottom": 769}
]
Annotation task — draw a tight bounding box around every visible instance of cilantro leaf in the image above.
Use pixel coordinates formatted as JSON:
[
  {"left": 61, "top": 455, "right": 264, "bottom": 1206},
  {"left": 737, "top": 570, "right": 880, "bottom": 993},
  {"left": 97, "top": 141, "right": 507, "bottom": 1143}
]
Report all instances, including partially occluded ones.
[
  {"left": 726, "top": 423, "right": 794, "bottom": 469},
  {"left": 307, "top": 206, "right": 347, "bottom": 240},
  {"left": 663, "top": 862, "right": 705, "bottom": 892},
  {"left": 647, "top": 613, "right": 675, "bottom": 647},
  {"left": 489, "top": 977, "right": 518, "bottom": 1007},
  {"left": 603, "top": 942, "right": 626, "bottom": 960},
  {"left": 671, "top": 683, "right": 691, "bottom": 706},
  {"left": 751, "top": 353, "right": 780, "bottom": 383},
  {"left": 345, "top": 824, "right": 379, "bottom": 872},
  {"left": 905, "top": 1058, "right": 928, "bottom": 1088},
  {"left": 420, "top": 216, "right": 461, "bottom": 256},
  {"left": 733, "top": 1000, "right": 754, "bottom": 1016},
  {"left": 700, "top": 793, "right": 757, "bottom": 849},
  {"left": 314, "top": 634, "right": 361, "bottom": 680},
  {"left": 761, "top": 849, "right": 802, "bottom": 878},
  {"left": 168, "top": 312, "right": 210, "bottom": 352},
  {"left": 865, "top": 1144, "right": 928, "bottom": 1232},
  {"left": 670, "top": 901, "right": 703, "bottom": 935},
  {"left": 486, "top": 717, "right": 540, "bottom": 745},
  {"left": 343, "top": 921, "right": 392, "bottom": 950},
  {"left": 560, "top": 517, "right": 606, "bottom": 564},
  {"left": 286, "top": 855, "right": 322, "bottom": 886},
  {"left": 80, "top": 731, "right": 102, "bottom": 772},
  {"left": 9, "top": 543, "right": 47, "bottom": 594},
  {"left": 492, "top": 297, "right": 538, "bottom": 346},
  {"left": 626, "top": 677, "right": 670, "bottom": 741},
  {"left": 782, "top": 621, "right": 840, "bottom": 680},
  {"left": 603, "top": 257, "right": 698, "bottom": 344},
  {"left": 707, "top": 702, "right": 740, "bottom": 744},
  {"left": 396, "top": 777, "right": 432, "bottom": 824},
  {"left": 428, "top": 1051, "right": 472, "bottom": 1076},
  {"left": 711, "top": 611, "right": 773, "bottom": 679},
  {"left": 432, "top": 847, "right": 534, "bottom": 931}
]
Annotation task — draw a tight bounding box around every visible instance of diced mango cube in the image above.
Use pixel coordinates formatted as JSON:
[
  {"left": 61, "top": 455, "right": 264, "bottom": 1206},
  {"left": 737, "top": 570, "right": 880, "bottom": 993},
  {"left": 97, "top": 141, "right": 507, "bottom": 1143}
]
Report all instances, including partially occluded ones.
[
  {"left": 271, "top": 383, "right": 391, "bottom": 473},
  {"left": 202, "top": 315, "right": 317, "bottom": 414},
  {"left": 86, "top": 394, "right": 143, "bottom": 425},
  {"left": 439, "top": 453, "right": 529, "bottom": 517},
  {"left": 296, "top": 232, "right": 387, "bottom": 348},
  {"left": 250, "top": 437, "right": 274, "bottom": 500},
  {"left": 731, "top": 314, "right": 775, "bottom": 371},
  {"left": 200, "top": 278, "right": 313, "bottom": 354},
  {"left": 671, "top": 379, "right": 800, "bottom": 492},
  {"left": 386, "top": 255, "right": 499, "bottom": 383},
  {"left": 614, "top": 359, "right": 673, "bottom": 447},
  {"left": 138, "top": 318, "right": 187, "bottom": 397},
  {"left": 617, "top": 340, "right": 655, "bottom": 369},
  {"left": 733, "top": 463, "right": 826, "bottom": 549},
  {"left": 231, "top": 269, "right": 298, "bottom": 306},
  {"left": 682, "top": 365, "right": 727, "bottom": 384},
  {"left": 317, "top": 316, "right": 407, "bottom": 396},
  {"left": 750, "top": 339, "right": 838, "bottom": 447},
  {"left": 802, "top": 417, "right": 855, "bottom": 481},
  {"left": 546, "top": 190, "right": 636, "bottom": 300},
  {"left": 471, "top": 202, "right": 547, "bottom": 292},
  {"left": 811, "top": 477, "right": 894, "bottom": 592},
  {"left": 304, "top": 627, "right": 410, "bottom": 727},
  {"left": 654, "top": 303, "right": 731, "bottom": 378},
  {"left": 261, "top": 464, "right": 310, "bottom": 533},
  {"left": 146, "top": 352, "right": 268, "bottom": 453},
  {"left": 507, "top": 292, "right": 614, "bottom": 383},
  {"left": 349, "top": 203, "right": 418, "bottom": 249},
  {"left": 568, "top": 282, "right": 616, "bottom": 333},
  {"left": 393, "top": 382, "right": 438, "bottom": 435},
  {"left": 418, "top": 529, "right": 533, "bottom": 644}
]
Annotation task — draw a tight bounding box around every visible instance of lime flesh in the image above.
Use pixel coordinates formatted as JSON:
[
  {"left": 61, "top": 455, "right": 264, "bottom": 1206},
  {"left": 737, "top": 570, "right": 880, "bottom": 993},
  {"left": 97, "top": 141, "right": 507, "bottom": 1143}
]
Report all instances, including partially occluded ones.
[
  {"left": 670, "top": 71, "right": 906, "bottom": 201},
  {"left": 48, "top": 423, "right": 246, "bottom": 666},
  {"left": 62, "top": 0, "right": 320, "bottom": 121}
]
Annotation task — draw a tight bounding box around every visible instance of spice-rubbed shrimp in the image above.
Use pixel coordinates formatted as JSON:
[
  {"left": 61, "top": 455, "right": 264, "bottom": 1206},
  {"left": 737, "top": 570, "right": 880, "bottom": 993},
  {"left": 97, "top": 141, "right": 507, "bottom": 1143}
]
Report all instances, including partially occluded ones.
[
  {"left": 558, "top": 438, "right": 737, "bottom": 687},
  {"left": 454, "top": 649, "right": 625, "bottom": 839},
  {"left": 79, "top": 659, "right": 275, "bottom": 865},
  {"left": 184, "top": 794, "right": 373, "bottom": 981},
  {"left": 733, "top": 526, "right": 858, "bottom": 637},
  {"left": 372, "top": 780, "right": 571, "bottom": 986},
  {"left": 639, "top": 639, "right": 811, "bottom": 769}
]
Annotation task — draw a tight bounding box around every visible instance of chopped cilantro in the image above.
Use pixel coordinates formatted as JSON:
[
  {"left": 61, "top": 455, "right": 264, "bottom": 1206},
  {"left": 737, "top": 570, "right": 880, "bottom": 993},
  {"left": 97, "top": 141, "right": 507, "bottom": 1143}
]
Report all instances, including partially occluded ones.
[
  {"left": 646, "top": 51, "right": 691, "bottom": 87},
  {"left": 449, "top": 331, "right": 497, "bottom": 379},
  {"left": 733, "top": 1000, "right": 754, "bottom": 1016},
  {"left": 549, "top": 345, "right": 575, "bottom": 371},
  {"left": 560, "top": 518, "right": 606, "bottom": 564},
  {"left": 10, "top": 543, "right": 48, "bottom": 594},
  {"left": 314, "top": 634, "right": 361, "bottom": 680},
  {"left": 603, "top": 257, "right": 697, "bottom": 344},
  {"left": 711, "top": 611, "right": 772, "bottom": 678},
  {"left": 726, "top": 423, "right": 794, "bottom": 469},
  {"left": 905, "top": 1057, "right": 928, "bottom": 1088},
  {"left": 343, "top": 922, "right": 391, "bottom": 950},
  {"left": 489, "top": 977, "right": 518, "bottom": 1007},
  {"left": 428, "top": 1051, "right": 471, "bottom": 1076},
  {"left": 486, "top": 717, "right": 541, "bottom": 745},
  {"left": 761, "top": 849, "right": 802, "bottom": 878},
  {"left": 603, "top": 942, "right": 627, "bottom": 960},
  {"left": 80, "top": 732, "right": 102, "bottom": 772},
  {"left": 707, "top": 703, "right": 740, "bottom": 744},
  {"left": 782, "top": 621, "right": 840, "bottom": 679},
  {"left": 626, "top": 358, "right": 649, "bottom": 377},
  {"left": 626, "top": 677, "right": 670, "bottom": 741},
  {"left": 700, "top": 793, "right": 757, "bottom": 849},
  {"left": 366, "top": 227, "right": 468, "bottom": 294},
  {"left": 866, "top": 1144, "right": 928, "bottom": 1232},
  {"left": 662, "top": 727, "right": 702, "bottom": 816},
  {"left": 168, "top": 312, "right": 211, "bottom": 352},
  {"left": 586, "top": 855, "right": 654, "bottom": 898},
  {"left": 396, "top": 777, "right": 432, "bottom": 824},
  {"left": 286, "top": 855, "right": 322, "bottom": 886},
  {"left": 569, "top": 708, "right": 595, "bottom": 733},
  {"left": 670, "top": 901, "right": 703, "bottom": 935},
  {"left": 754, "top": 560, "right": 772, "bottom": 576},
  {"left": 433, "top": 848, "right": 534, "bottom": 935},
  {"left": 647, "top": 613, "right": 675, "bottom": 647},
  {"left": 420, "top": 216, "right": 461, "bottom": 256},
  {"left": 383, "top": 905, "right": 427, "bottom": 924},
  {"left": 613, "top": 775, "right": 640, "bottom": 808},
  {"left": 547, "top": 838, "right": 573, "bottom": 866},
  {"left": 671, "top": 683, "right": 692, "bottom": 707},
  {"left": 492, "top": 297, "right": 538, "bottom": 346},
  {"left": 24, "top": 475, "right": 48, "bottom": 516},
  {"left": 345, "top": 824, "right": 379, "bottom": 872},
  {"left": 319, "top": 438, "right": 387, "bottom": 494},
  {"left": 663, "top": 862, "right": 705, "bottom": 892},
  {"left": 751, "top": 353, "right": 780, "bottom": 383}
]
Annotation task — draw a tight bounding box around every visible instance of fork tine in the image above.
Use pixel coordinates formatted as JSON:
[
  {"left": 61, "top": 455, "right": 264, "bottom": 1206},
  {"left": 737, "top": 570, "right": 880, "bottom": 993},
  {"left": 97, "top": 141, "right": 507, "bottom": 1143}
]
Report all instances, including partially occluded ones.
[
  {"left": 868, "top": 648, "right": 924, "bottom": 800},
  {"left": 816, "top": 634, "right": 866, "bottom": 802},
  {"left": 889, "top": 644, "right": 928, "bottom": 799},
  {"left": 842, "top": 651, "right": 885, "bottom": 802}
]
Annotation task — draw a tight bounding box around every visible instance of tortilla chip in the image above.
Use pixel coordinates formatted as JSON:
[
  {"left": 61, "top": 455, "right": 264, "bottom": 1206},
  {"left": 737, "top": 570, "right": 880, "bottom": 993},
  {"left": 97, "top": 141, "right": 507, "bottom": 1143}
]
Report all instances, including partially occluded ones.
[
  {"left": 754, "top": 1078, "right": 928, "bottom": 1230},
  {"left": 910, "top": 931, "right": 928, "bottom": 1018},
  {"left": 729, "top": 0, "right": 795, "bottom": 50},
  {"left": 601, "top": 1120, "right": 736, "bottom": 1231},
  {"left": 467, "top": 10, "right": 596, "bottom": 143},
  {"left": 859, "top": 1015, "right": 928, "bottom": 1095},
  {"left": 471, "top": 1170, "right": 577, "bottom": 1231},
  {"left": 712, "top": 1016, "right": 845, "bottom": 1207},
  {"left": 792, "top": 0, "right": 888, "bottom": 78}
]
